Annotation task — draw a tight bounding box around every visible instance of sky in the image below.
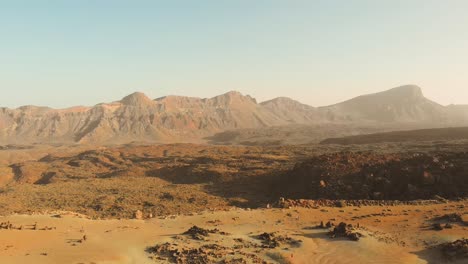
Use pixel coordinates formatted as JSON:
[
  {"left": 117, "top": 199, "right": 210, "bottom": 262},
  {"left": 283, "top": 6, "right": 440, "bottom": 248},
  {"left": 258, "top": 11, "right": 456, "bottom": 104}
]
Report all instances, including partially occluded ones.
[{"left": 1, "top": 0, "right": 468, "bottom": 108}]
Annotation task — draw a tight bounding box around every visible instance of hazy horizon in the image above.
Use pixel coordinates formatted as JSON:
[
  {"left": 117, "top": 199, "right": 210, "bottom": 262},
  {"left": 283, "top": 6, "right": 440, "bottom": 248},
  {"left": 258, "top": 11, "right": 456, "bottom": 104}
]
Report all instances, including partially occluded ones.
[{"left": 2, "top": 1, "right": 467, "bottom": 108}]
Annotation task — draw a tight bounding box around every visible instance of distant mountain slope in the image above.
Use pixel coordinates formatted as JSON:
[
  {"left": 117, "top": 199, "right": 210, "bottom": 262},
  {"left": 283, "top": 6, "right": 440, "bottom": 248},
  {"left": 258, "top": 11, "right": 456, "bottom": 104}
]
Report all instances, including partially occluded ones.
[
  {"left": 0, "top": 85, "right": 467, "bottom": 145},
  {"left": 260, "top": 97, "right": 323, "bottom": 123},
  {"left": 446, "top": 104, "right": 468, "bottom": 123},
  {"left": 319, "top": 85, "right": 448, "bottom": 123},
  {"left": 0, "top": 91, "right": 287, "bottom": 144},
  {"left": 321, "top": 127, "right": 468, "bottom": 145},
  {"left": 152, "top": 91, "right": 284, "bottom": 132}
]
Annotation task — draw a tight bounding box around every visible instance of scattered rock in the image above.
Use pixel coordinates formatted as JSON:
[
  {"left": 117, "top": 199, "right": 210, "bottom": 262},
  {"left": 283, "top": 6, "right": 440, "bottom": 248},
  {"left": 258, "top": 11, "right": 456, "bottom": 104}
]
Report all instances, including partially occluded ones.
[
  {"left": 335, "top": 200, "right": 347, "bottom": 208},
  {"left": 316, "top": 221, "right": 325, "bottom": 229},
  {"left": 432, "top": 223, "right": 443, "bottom": 231},
  {"left": 182, "top": 226, "right": 227, "bottom": 240},
  {"left": 328, "top": 222, "right": 362, "bottom": 241},
  {"left": 134, "top": 210, "right": 143, "bottom": 220},
  {"left": 147, "top": 242, "right": 266, "bottom": 263},
  {"left": 255, "top": 232, "right": 302, "bottom": 249},
  {"left": 434, "top": 213, "right": 465, "bottom": 224}
]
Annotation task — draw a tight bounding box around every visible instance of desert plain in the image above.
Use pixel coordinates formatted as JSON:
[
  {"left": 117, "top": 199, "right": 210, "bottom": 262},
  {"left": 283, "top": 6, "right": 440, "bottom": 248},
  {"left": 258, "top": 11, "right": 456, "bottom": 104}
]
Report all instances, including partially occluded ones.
[
  {"left": 0, "top": 86, "right": 467, "bottom": 263},
  {"left": 0, "top": 136, "right": 466, "bottom": 264}
]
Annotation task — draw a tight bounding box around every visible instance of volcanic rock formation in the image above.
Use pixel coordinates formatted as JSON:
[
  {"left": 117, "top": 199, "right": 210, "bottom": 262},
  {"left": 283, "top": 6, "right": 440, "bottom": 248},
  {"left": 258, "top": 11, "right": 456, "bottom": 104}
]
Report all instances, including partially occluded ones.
[{"left": 0, "top": 85, "right": 467, "bottom": 145}]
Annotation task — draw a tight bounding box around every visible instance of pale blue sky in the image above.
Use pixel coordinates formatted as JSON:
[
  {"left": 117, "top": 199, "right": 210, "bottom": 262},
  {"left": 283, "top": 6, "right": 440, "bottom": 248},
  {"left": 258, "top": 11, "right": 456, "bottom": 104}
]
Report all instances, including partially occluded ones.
[{"left": 1, "top": 0, "right": 467, "bottom": 108}]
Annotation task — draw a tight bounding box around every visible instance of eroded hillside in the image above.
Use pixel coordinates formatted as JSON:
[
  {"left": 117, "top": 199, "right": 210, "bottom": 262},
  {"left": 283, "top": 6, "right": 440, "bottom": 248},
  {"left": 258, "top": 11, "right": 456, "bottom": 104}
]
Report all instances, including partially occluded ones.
[{"left": 1, "top": 85, "right": 468, "bottom": 145}]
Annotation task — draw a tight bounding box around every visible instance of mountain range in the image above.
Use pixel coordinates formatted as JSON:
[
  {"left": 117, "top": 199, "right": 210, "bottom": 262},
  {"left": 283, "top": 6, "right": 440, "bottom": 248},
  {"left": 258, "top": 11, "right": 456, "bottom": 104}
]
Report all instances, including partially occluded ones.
[{"left": 0, "top": 85, "right": 467, "bottom": 145}]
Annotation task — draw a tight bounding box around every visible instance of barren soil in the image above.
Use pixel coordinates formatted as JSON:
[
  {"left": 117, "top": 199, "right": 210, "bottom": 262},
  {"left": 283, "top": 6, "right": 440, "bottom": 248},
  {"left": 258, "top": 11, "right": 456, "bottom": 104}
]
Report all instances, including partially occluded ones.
[
  {"left": 0, "top": 140, "right": 466, "bottom": 263},
  {"left": 0, "top": 201, "right": 466, "bottom": 264}
]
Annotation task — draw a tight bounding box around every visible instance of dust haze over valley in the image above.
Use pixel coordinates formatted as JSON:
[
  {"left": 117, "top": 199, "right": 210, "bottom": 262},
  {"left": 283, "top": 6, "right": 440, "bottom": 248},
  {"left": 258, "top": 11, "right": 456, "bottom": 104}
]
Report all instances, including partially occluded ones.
[{"left": 2, "top": 1, "right": 468, "bottom": 264}]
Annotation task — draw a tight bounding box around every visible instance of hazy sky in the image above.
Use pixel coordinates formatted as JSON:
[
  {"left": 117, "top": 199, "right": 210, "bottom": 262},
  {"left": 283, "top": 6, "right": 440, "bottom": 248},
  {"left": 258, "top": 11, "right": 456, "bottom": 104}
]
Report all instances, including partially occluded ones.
[{"left": 1, "top": 0, "right": 467, "bottom": 108}]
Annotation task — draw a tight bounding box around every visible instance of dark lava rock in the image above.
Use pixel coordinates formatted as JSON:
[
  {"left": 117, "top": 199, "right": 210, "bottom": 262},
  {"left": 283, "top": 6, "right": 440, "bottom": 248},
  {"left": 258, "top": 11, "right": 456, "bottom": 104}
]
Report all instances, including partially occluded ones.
[
  {"left": 432, "top": 223, "right": 444, "bottom": 231},
  {"left": 434, "top": 213, "right": 464, "bottom": 224},
  {"left": 316, "top": 221, "right": 325, "bottom": 229},
  {"left": 440, "top": 239, "right": 468, "bottom": 260},
  {"left": 328, "top": 222, "right": 362, "bottom": 241},
  {"left": 255, "top": 232, "right": 302, "bottom": 249},
  {"left": 146, "top": 242, "right": 264, "bottom": 264},
  {"left": 335, "top": 200, "right": 347, "bottom": 207},
  {"left": 256, "top": 232, "right": 280, "bottom": 248},
  {"left": 276, "top": 152, "right": 468, "bottom": 200},
  {"left": 182, "top": 226, "right": 225, "bottom": 240}
]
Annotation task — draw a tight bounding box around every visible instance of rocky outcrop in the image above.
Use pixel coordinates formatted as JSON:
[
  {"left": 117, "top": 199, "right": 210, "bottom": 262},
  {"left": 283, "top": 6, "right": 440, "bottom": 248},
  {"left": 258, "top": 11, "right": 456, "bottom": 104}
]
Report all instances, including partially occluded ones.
[
  {"left": 276, "top": 152, "right": 468, "bottom": 200},
  {"left": 440, "top": 239, "right": 468, "bottom": 260}
]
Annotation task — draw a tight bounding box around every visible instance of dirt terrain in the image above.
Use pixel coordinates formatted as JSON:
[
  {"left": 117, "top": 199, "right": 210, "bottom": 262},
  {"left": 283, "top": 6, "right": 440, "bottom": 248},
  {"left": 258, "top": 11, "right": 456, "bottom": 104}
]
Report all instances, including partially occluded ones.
[
  {"left": 0, "top": 139, "right": 466, "bottom": 263},
  {"left": 205, "top": 123, "right": 395, "bottom": 145},
  {"left": 0, "top": 141, "right": 467, "bottom": 219},
  {"left": 0, "top": 201, "right": 466, "bottom": 264},
  {"left": 0, "top": 144, "right": 313, "bottom": 218}
]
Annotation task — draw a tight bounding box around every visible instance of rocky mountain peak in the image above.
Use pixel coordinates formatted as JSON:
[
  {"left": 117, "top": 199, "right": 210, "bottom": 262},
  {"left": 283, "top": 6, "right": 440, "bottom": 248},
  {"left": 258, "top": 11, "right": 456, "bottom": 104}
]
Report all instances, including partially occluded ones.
[
  {"left": 380, "top": 85, "right": 424, "bottom": 99},
  {"left": 262, "top": 97, "right": 310, "bottom": 106},
  {"left": 321, "top": 84, "right": 445, "bottom": 123},
  {"left": 223, "top": 90, "right": 243, "bottom": 97},
  {"left": 120, "top": 92, "right": 154, "bottom": 106},
  {"left": 210, "top": 91, "right": 257, "bottom": 106}
]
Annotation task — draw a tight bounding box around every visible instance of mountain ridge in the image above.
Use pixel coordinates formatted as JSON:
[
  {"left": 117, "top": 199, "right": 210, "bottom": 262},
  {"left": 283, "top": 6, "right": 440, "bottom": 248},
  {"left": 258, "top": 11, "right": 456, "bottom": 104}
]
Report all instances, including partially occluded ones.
[
  {"left": 319, "top": 85, "right": 448, "bottom": 123},
  {"left": 1, "top": 85, "right": 457, "bottom": 111},
  {"left": 0, "top": 85, "right": 467, "bottom": 145}
]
